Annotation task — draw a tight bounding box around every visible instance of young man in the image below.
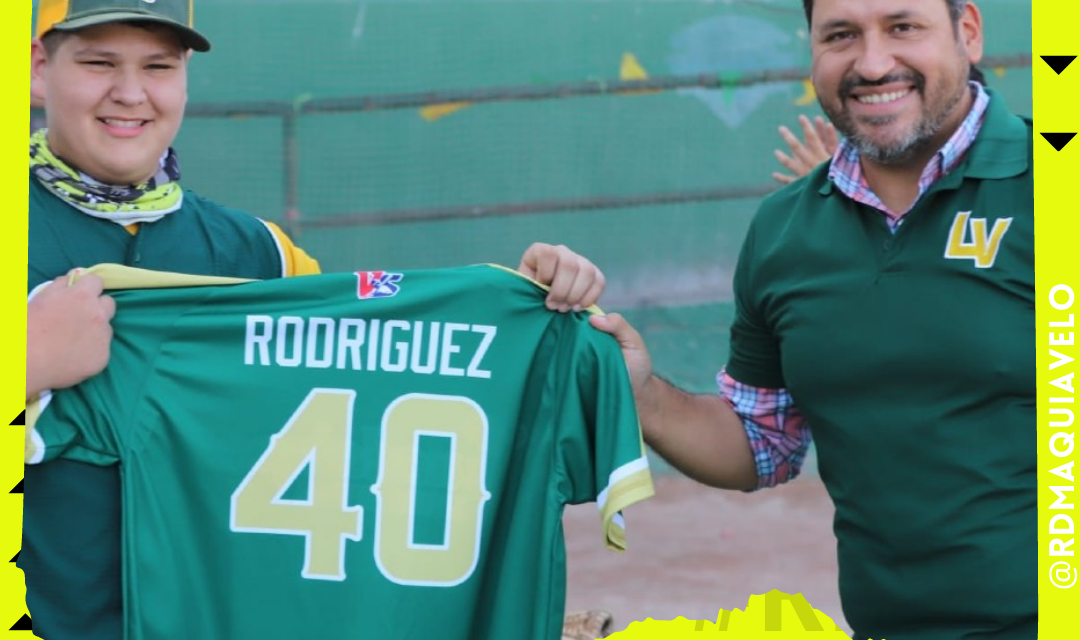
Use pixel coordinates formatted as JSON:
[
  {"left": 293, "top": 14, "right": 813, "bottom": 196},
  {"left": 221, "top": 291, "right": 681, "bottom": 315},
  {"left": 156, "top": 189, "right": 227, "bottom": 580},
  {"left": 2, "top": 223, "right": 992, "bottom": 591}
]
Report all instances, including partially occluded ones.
[
  {"left": 26, "top": 1, "right": 607, "bottom": 637},
  {"left": 593, "top": 1, "right": 1034, "bottom": 637}
]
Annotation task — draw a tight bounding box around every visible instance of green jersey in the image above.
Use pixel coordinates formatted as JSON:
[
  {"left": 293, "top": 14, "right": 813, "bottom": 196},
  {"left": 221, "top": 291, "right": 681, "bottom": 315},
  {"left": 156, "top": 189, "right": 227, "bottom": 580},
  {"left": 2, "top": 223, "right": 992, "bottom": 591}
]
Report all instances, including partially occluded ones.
[{"left": 26, "top": 264, "right": 654, "bottom": 640}]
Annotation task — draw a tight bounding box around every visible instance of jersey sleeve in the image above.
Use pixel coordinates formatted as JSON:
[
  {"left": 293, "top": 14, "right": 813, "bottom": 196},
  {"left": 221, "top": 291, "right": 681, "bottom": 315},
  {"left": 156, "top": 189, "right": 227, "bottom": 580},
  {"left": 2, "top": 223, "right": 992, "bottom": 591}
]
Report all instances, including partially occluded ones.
[
  {"left": 25, "top": 383, "right": 120, "bottom": 467},
  {"left": 553, "top": 316, "right": 655, "bottom": 551},
  {"left": 23, "top": 280, "right": 116, "bottom": 466},
  {"left": 25, "top": 275, "right": 200, "bottom": 467},
  {"left": 262, "top": 220, "right": 322, "bottom": 276}
]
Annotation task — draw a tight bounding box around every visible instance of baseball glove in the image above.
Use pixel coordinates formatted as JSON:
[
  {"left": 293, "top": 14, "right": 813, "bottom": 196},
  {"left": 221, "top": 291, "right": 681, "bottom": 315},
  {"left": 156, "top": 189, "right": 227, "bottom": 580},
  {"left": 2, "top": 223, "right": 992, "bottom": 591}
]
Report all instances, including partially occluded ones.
[{"left": 561, "top": 610, "right": 614, "bottom": 640}]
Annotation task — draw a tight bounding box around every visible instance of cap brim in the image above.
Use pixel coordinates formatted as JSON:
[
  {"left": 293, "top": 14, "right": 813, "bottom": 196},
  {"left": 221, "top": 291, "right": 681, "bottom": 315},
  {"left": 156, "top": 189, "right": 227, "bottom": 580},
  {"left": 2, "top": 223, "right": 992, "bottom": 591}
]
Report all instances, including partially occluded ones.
[{"left": 50, "top": 12, "right": 211, "bottom": 52}]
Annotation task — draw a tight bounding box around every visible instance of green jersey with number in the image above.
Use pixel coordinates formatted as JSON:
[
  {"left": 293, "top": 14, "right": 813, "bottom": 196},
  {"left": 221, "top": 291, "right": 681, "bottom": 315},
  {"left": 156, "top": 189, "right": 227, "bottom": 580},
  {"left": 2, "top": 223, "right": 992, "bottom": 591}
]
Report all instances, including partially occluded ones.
[{"left": 26, "top": 264, "right": 654, "bottom": 640}]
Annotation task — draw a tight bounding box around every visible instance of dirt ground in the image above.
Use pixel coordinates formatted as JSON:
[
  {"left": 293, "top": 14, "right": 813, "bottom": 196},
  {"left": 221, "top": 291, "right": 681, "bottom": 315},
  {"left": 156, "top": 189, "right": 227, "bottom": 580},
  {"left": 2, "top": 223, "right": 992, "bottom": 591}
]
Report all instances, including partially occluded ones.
[{"left": 562, "top": 473, "right": 850, "bottom": 635}]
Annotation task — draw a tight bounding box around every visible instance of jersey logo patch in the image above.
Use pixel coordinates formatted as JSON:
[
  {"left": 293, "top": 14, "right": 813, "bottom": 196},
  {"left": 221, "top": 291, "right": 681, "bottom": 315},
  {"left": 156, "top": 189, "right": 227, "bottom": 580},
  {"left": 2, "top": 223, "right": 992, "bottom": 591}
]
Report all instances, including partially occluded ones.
[
  {"left": 355, "top": 271, "right": 403, "bottom": 299},
  {"left": 943, "top": 211, "right": 1012, "bottom": 269}
]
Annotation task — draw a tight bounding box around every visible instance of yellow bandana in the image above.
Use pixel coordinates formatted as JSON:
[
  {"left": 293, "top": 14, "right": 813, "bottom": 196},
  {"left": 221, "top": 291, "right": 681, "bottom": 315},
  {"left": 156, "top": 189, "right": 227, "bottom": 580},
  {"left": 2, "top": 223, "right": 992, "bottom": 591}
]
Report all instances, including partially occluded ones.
[{"left": 29, "top": 129, "right": 183, "bottom": 225}]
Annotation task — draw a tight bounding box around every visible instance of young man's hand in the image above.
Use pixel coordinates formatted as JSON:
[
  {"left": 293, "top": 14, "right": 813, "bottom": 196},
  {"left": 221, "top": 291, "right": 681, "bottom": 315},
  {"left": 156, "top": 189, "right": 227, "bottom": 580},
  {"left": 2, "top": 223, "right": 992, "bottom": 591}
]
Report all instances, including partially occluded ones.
[
  {"left": 518, "top": 243, "right": 606, "bottom": 312},
  {"left": 27, "top": 270, "right": 116, "bottom": 398}
]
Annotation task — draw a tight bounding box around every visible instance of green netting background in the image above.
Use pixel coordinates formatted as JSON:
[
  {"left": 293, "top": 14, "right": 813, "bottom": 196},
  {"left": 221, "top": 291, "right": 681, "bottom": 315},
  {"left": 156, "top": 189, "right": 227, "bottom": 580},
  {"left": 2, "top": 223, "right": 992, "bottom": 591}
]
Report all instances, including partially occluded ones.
[{"left": 31, "top": 1, "right": 1033, "bottom": 470}]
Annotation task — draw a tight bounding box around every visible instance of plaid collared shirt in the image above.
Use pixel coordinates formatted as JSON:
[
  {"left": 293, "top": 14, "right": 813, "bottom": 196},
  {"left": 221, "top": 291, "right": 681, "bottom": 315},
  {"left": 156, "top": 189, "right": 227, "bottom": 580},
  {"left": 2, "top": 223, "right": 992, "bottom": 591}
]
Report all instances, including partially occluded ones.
[
  {"left": 829, "top": 81, "right": 990, "bottom": 230},
  {"left": 723, "top": 82, "right": 990, "bottom": 490}
]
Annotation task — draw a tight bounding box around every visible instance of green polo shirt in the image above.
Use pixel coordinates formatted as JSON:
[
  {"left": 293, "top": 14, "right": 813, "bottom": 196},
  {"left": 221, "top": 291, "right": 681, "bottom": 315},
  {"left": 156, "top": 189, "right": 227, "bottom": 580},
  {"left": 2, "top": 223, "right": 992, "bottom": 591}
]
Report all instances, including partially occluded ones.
[{"left": 727, "top": 90, "right": 1034, "bottom": 640}]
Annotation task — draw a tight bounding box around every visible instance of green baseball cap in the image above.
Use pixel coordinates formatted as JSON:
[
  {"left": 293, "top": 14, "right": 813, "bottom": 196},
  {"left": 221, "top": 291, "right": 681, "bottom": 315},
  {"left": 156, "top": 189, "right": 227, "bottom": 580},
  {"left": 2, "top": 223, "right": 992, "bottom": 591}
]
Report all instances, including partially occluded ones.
[{"left": 36, "top": 0, "right": 211, "bottom": 52}]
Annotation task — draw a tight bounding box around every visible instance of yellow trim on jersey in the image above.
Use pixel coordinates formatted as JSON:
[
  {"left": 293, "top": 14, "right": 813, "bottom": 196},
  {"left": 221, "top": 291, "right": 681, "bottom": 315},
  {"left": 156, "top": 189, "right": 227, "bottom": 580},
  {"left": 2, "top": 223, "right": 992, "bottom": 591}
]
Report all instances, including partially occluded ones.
[
  {"left": 71, "top": 264, "right": 254, "bottom": 290},
  {"left": 24, "top": 390, "right": 51, "bottom": 465},
  {"left": 263, "top": 221, "right": 322, "bottom": 276},
  {"left": 597, "top": 457, "right": 655, "bottom": 551}
]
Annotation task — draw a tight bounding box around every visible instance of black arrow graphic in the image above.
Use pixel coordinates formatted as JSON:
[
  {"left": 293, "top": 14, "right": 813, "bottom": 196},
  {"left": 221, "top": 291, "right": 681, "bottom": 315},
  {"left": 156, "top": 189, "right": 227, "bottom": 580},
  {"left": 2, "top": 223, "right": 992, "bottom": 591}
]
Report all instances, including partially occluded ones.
[
  {"left": 9, "top": 615, "right": 31, "bottom": 631},
  {"left": 10, "top": 480, "right": 23, "bottom": 494},
  {"left": 1041, "top": 133, "right": 1077, "bottom": 151},
  {"left": 10, "top": 411, "right": 24, "bottom": 426},
  {"left": 10, "top": 550, "right": 19, "bottom": 563},
  {"left": 1041, "top": 55, "right": 1077, "bottom": 75}
]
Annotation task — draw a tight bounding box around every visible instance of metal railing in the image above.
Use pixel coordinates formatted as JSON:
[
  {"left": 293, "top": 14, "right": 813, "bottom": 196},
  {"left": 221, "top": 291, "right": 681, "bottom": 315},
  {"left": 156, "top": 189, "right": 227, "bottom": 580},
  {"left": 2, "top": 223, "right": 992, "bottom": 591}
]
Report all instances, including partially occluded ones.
[{"left": 31, "top": 53, "right": 1032, "bottom": 237}]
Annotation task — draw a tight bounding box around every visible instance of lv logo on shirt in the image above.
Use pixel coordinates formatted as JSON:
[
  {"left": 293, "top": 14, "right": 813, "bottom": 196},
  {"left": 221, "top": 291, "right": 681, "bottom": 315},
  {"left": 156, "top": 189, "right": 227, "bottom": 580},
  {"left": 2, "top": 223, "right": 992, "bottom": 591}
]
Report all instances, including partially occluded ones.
[{"left": 944, "top": 211, "right": 1013, "bottom": 269}]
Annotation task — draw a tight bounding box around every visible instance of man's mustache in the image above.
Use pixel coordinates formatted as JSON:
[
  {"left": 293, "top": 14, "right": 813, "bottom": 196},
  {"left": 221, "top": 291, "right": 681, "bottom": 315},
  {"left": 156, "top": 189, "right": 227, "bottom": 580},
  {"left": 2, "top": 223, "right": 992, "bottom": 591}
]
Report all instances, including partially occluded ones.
[{"left": 839, "top": 72, "right": 926, "bottom": 98}]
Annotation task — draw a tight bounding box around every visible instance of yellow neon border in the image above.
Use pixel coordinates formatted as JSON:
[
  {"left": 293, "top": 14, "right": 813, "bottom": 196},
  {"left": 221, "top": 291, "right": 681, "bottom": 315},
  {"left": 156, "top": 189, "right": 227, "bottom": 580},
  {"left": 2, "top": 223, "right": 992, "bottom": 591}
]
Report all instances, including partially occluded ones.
[
  {"left": 3, "top": 1, "right": 1058, "bottom": 638},
  {"left": 1034, "top": 1, "right": 1078, "bottom": 638},
  {"left": 1, "top": 1, "right": 32, "bottom": 634}
]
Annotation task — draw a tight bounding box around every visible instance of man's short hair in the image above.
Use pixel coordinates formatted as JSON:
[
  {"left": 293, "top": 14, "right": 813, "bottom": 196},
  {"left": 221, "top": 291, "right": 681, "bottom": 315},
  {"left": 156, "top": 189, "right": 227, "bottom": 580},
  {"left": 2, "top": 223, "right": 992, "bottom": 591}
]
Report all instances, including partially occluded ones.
[
  {"left": 40, "top": 30, "right": 71, "bottom": 57},
  {"left": 801, "top": 0, "right": 968, "bottom": 25},
  {"left": 969, "top": 65, "right": 986, "bottom": 86}
]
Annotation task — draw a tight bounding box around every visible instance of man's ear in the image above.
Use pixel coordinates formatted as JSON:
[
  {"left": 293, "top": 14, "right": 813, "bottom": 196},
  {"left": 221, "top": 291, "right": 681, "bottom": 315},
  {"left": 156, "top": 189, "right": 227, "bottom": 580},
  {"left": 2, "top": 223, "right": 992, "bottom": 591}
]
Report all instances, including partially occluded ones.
[
  {"left": 30, "top": 39, "right": 49, "bottom": 106},
  {"left": 959, "top": 1, "right": 985, "bottom": 66}
]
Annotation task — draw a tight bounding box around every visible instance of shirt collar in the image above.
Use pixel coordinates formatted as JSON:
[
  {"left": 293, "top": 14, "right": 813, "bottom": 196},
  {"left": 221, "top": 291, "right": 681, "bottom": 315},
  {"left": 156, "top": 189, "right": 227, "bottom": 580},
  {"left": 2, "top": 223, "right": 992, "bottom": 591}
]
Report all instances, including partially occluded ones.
[{"left": 956, "top": 87, "right": 1031, "bottom": 180}]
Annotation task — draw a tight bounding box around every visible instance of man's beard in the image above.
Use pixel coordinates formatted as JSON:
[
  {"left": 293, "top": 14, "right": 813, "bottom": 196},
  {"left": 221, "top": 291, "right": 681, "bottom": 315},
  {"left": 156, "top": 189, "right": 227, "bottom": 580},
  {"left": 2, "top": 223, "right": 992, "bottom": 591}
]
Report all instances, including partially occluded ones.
[{"left": 824, "top": 68, "right": 968, "bottom": 166}]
